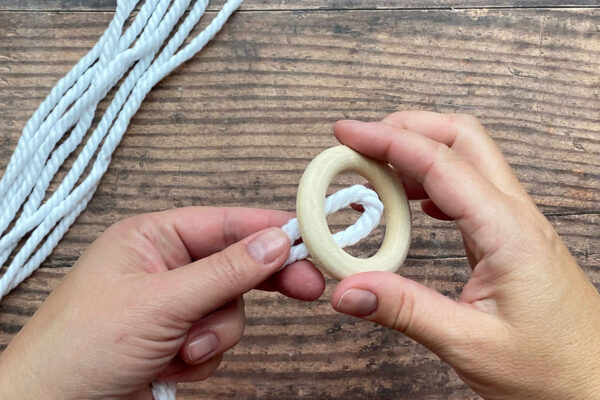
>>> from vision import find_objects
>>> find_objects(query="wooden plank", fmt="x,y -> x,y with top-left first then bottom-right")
0,7 -> 599,399
1,9 -> 599,213
1,0 -> 600,11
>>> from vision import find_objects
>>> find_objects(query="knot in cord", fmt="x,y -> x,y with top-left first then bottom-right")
281,185 -> 383,267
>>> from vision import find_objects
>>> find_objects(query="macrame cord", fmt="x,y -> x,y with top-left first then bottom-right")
0,0 -> 385,398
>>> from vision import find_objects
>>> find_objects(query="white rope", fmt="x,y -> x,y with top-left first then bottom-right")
0,0 -> 241,296
0,1 -> 386,398
281,185 -> 384,267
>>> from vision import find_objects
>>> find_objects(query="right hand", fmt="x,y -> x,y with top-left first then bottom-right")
330,111 -> 600,400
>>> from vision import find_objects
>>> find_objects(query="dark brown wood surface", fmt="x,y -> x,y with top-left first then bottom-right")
2,1 -> 600,11
1,1 -> 599,399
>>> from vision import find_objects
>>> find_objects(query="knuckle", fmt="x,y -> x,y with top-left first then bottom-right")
229,299 -> 247,345
231,326 -> 244,347
103,218 -> 128,238
433,140 -> 452,157
104,213 -> 154,239
532,218 -> 561,253
382,111 -> 409,127
449,113 -> 489,139
507,206 -> 562,261
420,141 -> 453,182
237,295 -> 245,309
220,208 -> 238,248
100,219 -> 139,250
431,141 -> 453,166
538,219 -> 559,244
388,285 -> 416,334
210,248 -> 249,288
101,215 -> 170,271
236,297 -> 246,325
450,113 -> 482,129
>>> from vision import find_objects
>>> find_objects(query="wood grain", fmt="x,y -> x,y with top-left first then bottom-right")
0,4 -> 599,399
2,0 -> 600,11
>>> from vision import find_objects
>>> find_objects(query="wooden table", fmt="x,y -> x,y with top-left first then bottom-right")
1,1 -> 599,398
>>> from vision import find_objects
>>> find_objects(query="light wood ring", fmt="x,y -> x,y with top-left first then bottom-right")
296,145 -> 412,280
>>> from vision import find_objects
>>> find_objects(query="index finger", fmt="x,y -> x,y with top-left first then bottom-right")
111,207 -> 295,269
110,207 -> 326,300
171,207 -> 295,260
334,120 -> 515,257
381,111 -> 526,197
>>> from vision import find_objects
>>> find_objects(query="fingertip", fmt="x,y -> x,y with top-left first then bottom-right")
159,354 -> 224,383
421,199 -> 454,221
333,287 -> 379,317
246,227 -> 291,269
334,119 -> 361,128
333,119 -> 364,141
255,280 -> 277,292
275,260 -> 325,301
401,175 -> 429,200
330,271 -> 381,308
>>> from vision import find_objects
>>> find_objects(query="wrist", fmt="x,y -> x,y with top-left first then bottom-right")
0,342 -> 61,400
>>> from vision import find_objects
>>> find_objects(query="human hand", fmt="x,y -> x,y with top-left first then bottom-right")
330,111 -> 600,400
0,207 -> 324,399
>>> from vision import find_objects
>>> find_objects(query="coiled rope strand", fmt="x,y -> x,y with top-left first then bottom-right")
0,0 -> 241,296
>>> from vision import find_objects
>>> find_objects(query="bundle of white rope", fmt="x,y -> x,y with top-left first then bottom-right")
0,0 -> 385,398
0,0 -> 245,299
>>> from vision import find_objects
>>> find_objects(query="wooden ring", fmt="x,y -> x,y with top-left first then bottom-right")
296,145 -> 412,280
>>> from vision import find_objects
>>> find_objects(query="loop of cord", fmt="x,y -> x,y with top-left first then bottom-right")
0,0 -> 385,398
281,185 -> 384,267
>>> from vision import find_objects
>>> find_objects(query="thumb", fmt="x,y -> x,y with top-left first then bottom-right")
156,227 -> 290,322
331,272 -> 493,354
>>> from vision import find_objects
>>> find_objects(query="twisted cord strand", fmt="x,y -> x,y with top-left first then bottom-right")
0,0 -> 208,294
0,0 -> 181,293
0,0 -> 140,228
0,0 -> 182,234
0,0 -> 137,202
21,0 -> 163,218
281,185 -> 383,266
0,0 -> 184,291
0,0 -> 214,282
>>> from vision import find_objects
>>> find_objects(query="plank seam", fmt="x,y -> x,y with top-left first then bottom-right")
1,5 -> 600,13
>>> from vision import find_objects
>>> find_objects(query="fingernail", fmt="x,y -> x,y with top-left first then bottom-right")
247,229 -> 288,265
335,288 -> 378,316
188,332 -> 218,363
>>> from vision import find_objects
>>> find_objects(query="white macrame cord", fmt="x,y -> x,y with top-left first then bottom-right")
0,1 -> 385,399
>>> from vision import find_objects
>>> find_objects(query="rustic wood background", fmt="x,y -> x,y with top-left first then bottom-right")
1,1 -> 599,399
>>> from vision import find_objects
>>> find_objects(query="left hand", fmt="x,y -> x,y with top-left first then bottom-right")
0,207 -> 325,399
